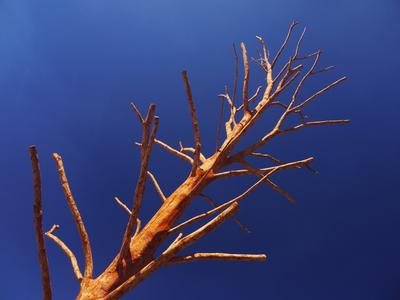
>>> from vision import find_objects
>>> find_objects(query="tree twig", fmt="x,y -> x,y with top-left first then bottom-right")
114,196 -> 132,215
198,193 -> 251,234
147,170 -> 167,202
168,252 -> 267,264
45,225 -> 83,282
104,203 -> 240,299
271,20 -> 298,69
182,70 -> 202,172
30,145 -> 52,300
119,105 -> 158,263
240,42 -> 250,113
52,153 -> 93,279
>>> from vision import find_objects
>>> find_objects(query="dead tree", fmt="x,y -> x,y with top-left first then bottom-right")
30,22 -> 349,300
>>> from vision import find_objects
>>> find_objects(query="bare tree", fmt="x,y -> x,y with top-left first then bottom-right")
30,22 -> 348,300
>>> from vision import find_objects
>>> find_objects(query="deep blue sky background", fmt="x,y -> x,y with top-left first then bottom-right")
1,0 -> 400,299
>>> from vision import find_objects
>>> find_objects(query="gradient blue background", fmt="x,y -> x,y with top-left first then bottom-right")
1,0 -> 399,299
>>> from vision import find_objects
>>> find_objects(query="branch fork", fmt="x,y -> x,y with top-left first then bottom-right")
31,22 -> 348,300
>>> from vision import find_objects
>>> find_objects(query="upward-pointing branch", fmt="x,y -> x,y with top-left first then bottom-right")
52,153 -> 93,279
119,104 -> 159,263
45,225 -> 83,282
182,70 -> 202,173
30,145 -> 52,300
240,42 -> 250,113
147,170 -> 167,202
271,20 -> 298,69
104,203 -> 240,300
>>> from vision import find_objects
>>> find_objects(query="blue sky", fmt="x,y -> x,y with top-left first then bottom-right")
1,0 -> 400,299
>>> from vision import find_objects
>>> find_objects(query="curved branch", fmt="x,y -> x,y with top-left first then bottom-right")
45,225 -> 83,282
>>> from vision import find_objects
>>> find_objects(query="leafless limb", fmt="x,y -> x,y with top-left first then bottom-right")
168,253 -> 267,264
114,196 -> 132,215
280,119 -> 350,134
182,70 -> 202,173
213,157 -> 314,179
45,225 -> 83,282
104,203 -> 240,300
30,145 -> 52,300
169,172 -> 276,234
198,193 -> 251,234
31,23 -> 348,300
240,42 -> 250,113
52,153 -> 93,279
311,65 -> 335,75
249,152 -> 283,164
218,88 -> 238,136
271,20 -> 298,68
293,26 -> 306,59
237,85 -> 263,111
291,76 -> 347,111
215,96 -> 225,150
232,43 -> 239,103
152,139 -> 194,164
178,141 -> 207,163
130,102 -> 144,124
119,104 -> 158,263
147,171 -> 167,202
256,36 -> 274,99
239,160 -> 295,203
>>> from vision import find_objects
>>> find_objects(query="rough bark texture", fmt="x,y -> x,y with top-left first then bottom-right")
31,23 -> 348,300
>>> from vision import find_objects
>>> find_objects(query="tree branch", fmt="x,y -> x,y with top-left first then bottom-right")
291,76 -> 347,111
30,145 -> 52,300
152,139 -> 194,164
169,171 -> 275,234
114,196 -> 132,215
213,157 -> 314,179
232,43 -> 239,104
52,153 -> 93,279
271,20 -> 298,69
147,170 -> 167,202
130,102 -> 144,124
182,70 -> 202,172
240,160 -> 295,203
199,193 -> 251,234
240,42 -> 250,113
178,141 -> 207,163
104,203 -> 240,300
168,252 -> 267,264
119,105 -> 158,263
280,119 -> 351,134
45,225 -> 83,282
